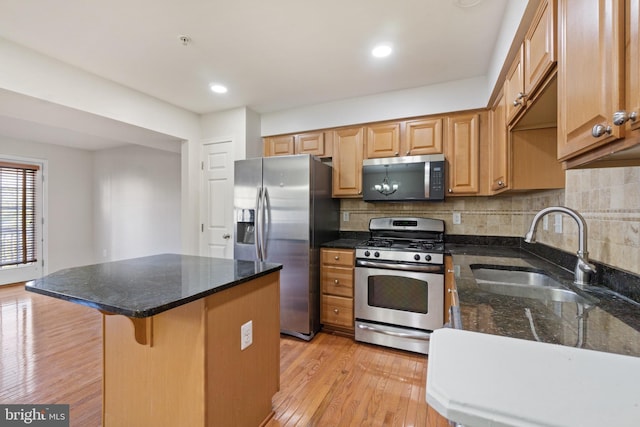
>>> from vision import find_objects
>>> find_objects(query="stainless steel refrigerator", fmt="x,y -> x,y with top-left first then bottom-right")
234,154 -> 339,340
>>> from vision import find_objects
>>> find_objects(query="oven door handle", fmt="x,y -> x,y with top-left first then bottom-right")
356,259 -> 443,273
357,323 -> 431,341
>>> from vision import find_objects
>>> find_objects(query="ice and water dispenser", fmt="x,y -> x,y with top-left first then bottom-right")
236,208 -> 255,244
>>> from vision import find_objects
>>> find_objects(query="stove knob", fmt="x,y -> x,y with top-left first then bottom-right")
364,250 -> 370,257
374,251 -> 380,258
425,254 -> 432,261
414,254 -> 421,261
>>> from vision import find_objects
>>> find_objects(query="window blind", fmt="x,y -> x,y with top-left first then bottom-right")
0,162 -> 39,268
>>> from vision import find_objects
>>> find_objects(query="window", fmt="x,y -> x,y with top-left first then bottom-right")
0,161 -> 39,268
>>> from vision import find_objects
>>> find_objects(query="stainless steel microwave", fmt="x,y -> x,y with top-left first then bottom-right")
361,154 -> 445,202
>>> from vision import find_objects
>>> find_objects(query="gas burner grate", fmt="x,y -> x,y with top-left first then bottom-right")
362,239 -> 394,248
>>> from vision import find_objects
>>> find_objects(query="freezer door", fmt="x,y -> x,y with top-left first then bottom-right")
263,155 -> 312,336
233,158 -> 263,262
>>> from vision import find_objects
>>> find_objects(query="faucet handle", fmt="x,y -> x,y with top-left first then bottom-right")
578,256 -> 596,273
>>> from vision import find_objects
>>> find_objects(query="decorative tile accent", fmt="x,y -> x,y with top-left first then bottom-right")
339,166 -> 640,275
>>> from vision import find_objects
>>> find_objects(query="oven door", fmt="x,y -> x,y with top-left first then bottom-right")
354,265 -> 444,353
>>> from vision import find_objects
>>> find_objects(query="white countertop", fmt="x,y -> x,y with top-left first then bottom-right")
426,328 -> 640,427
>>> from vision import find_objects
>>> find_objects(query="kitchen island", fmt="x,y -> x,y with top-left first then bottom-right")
26,253 -> 282,427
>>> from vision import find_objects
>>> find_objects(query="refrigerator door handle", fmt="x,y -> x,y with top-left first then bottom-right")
261,186 -> 270,260
255,186 -> 263,261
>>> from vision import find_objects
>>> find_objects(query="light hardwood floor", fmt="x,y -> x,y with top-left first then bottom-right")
0,284 -> 435,426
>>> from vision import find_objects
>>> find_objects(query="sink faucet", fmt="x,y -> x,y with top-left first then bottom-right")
524,206 -> 596,286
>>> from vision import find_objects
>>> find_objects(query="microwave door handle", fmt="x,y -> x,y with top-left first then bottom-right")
424,161 -> 430,199
357,323 -> 431,341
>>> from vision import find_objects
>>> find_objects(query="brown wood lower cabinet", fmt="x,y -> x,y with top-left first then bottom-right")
320,248 -> 355,334
102,272 -> 280,427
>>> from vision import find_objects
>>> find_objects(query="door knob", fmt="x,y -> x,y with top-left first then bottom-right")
222,233 -> 231,239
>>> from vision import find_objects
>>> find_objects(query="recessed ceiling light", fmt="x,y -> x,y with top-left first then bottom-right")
210,83 -> 228,94
371,44 -> 392,58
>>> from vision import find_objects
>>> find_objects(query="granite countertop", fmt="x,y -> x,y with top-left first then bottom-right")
322,238 -> 364,249
26,253 -> 283,318
448,244 -> 640,357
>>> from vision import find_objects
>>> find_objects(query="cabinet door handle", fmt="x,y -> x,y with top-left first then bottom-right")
591,124 -> 612,138
613,110 -> 638,126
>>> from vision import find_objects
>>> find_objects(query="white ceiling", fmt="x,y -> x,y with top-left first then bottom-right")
0,0 -> 511,149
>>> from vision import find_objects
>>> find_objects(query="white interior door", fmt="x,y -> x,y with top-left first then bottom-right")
200,139 -> 234,259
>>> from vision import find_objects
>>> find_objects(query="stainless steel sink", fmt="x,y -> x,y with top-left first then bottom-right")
470,265 -> 593,304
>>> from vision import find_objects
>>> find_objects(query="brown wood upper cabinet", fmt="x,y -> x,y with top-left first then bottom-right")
489,89 -> 509,192
295,131 -> 331,157
559,0 -> 640,168
264,135 -> 294,157
405,117 -> 444,155
263,131 -> 332,158
490,85 -> 564,194
365,118 -> 444,159
332,126 -> 364,197
366,122 -> 401,158
445,112 -> 481,195
506,0 -> 557,125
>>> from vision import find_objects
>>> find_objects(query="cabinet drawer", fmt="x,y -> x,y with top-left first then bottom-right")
321,249 -> 354,267
321,266 -> 353,297
321,295 -> 353,329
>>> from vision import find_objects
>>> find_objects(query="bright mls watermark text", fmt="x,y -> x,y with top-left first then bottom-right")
0,405 -> 69,426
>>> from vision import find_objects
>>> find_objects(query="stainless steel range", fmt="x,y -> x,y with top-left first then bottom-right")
355,217 -> 445,354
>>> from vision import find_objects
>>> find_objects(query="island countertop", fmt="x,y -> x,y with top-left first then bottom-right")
25,253 -> 283,318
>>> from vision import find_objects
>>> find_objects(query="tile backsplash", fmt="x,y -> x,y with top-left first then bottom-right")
340,166 -> 640,275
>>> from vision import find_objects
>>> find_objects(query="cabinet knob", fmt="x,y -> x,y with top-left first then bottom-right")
334,256 -> 339,260
394,152 -> 399,156
613,110 -> 638,126
513,92 -> 526,106
448,188 -> 453,193
591,123 -> 612,138
334,279 -> 339,284
498,180 -> 504,187
333,308 -> 339,314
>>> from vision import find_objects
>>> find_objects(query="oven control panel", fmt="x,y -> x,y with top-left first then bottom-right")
355,248 -> 443,265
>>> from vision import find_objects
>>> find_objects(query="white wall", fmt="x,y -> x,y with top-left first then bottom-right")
259,0 -> 530,137
260,76 -> 488,136
485,0 -> 530,102
0,38 -> 199,143
0,138 -> 94,274
200,107 -> 263,160
94,145 -> 181,262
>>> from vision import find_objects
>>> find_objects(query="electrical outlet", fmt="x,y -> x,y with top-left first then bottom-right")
453,212 -> 461,225
554,213 -> 563,234
241,320 -> 253,350
343,211 -> 350,222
